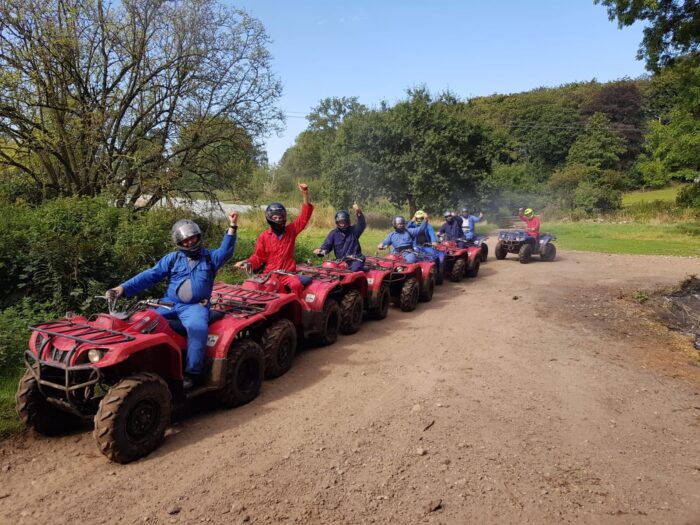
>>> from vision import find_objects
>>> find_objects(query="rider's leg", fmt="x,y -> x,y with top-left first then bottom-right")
279,274 -> 306,296
402,251 -> 417,264
177,303 -> 209,378
348,259 -> 365,272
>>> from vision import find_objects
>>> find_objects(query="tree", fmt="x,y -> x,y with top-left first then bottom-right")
595,0 -> 700,71
0,0 -> 282,207
277,97 -> 367,183
581,81 -> 644,163
323,89 -> 494,214
566,113 -> 627,169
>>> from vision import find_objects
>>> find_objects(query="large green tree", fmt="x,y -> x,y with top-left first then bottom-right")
0,0 -> 282,207
324,89 -> 494,214
567,113 -> 628,169
595,0 -> 700,71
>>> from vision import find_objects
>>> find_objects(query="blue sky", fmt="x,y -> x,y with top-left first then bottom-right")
233,1 -> 647,164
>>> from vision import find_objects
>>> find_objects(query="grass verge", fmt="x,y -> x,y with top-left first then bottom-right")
622,185 -> 685,207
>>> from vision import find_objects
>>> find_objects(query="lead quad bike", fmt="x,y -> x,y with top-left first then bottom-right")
494,230 -> 557,264
17,294 -> 269,463
364,253 -> 435,311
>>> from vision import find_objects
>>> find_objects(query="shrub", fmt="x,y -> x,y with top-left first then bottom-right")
0,299 -> 53,379
676,183 -> 700,208
573,181 -> 622,213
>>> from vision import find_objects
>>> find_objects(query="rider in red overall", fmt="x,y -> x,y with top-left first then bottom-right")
236,183 -> 313,296
518,207 -> 540,240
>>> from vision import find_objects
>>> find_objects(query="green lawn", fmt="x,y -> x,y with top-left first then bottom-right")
622,185 -> 685,207
545,221 -> 700,256
0,374 -> 22,438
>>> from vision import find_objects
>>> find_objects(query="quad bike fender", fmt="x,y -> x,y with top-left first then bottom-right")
417,261 -> 435,286
299,280 -> 341,313
465,246 -> 481,263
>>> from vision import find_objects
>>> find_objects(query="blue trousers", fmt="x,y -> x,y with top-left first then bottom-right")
343,256 -> 366,272
464,231 -> 475,241
157,303 -> 208,376
395,250 -> 417,263
417,246 -> 445,273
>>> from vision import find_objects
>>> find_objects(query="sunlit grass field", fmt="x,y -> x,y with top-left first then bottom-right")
621,185 -> 685,207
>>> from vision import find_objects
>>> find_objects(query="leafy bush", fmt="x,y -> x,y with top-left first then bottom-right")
0,299 -> 53,379
676,183 -> 700,208
573,181 -> 622,213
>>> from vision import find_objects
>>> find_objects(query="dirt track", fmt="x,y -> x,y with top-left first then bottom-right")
1,251 -> 699,524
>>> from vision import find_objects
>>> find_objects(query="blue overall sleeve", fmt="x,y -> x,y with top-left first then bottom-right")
208,231 -> 237,271
407,219 -> 427,238
120,252 -> 176,298
426,224 -> 437,243
382,232 -> 394,247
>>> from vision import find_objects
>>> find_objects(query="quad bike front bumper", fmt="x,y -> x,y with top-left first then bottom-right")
24,351 -> 101,413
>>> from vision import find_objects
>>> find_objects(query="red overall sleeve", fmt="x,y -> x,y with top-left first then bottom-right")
287,202 -> 314,236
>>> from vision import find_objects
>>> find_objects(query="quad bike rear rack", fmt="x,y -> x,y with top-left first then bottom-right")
211,284 -> 279,318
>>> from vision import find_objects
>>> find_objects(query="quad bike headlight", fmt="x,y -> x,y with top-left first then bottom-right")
396,266 -> 405,272
87,348 -> 106,363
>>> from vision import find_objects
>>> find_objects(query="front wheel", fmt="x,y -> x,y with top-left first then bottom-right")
260,320 -> 296,379
518,243 -> 532,264
369,284 -> 390,320
466,258 -> 480,278
450,258 -> 466,282
419,269 -> 436,302
312,298 -> 340,346
219,338 -> 264,407
93,373 -> 172,464
339,290 -> 364,335
16,370 -> 80,436
399,277 -> 420,312
495,241 -> 507,260
479,243 -> 489,262
540,243 -> 556,262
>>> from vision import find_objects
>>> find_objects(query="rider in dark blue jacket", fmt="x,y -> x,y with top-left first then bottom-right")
315,203 -> 367,271
438,210 -> 465,241
110,212 -> 238,389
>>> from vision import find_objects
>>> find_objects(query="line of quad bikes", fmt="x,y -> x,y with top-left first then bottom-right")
16,229 -> 556,463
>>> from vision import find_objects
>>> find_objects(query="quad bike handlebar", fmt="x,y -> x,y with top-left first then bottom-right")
95,294 -> 174,318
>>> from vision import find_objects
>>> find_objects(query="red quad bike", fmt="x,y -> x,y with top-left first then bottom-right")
240,267 -> 361,349
17,294 -> 268,463
435,240 -> 482,281
297,257 -> 369,335
209,282 -> 301,380
364,253 -> 436,312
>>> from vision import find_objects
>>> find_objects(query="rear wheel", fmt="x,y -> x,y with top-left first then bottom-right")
339,290 -> 364,335
419,268 -> 436,302
449,258 -> 466,282
399,277 -> 419,312
16,370 -> 80,436
312,298 -> 340,346
480,243 -> 489,262
260,319 -> 297,379
93,373 -> 171,463
495,241 -> 507,260
518,243 -> 532,264
369,284 -> 390,320
466,258 -> 480,278
219,338 -> 264,407
540,243 -> 556,262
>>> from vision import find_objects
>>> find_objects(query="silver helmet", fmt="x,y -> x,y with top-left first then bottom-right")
171,219 -> 202,255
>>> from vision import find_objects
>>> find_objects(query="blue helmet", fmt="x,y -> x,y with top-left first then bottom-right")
335,209 -> 351,231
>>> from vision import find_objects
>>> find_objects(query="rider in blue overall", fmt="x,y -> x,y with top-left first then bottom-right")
408,210 -> 444,275
110,212 -> 238,390
378,215 -> 427,263
314,203 -> 367,271
459,208 -> 484,241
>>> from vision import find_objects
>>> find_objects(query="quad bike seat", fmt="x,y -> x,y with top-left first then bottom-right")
167,309 -> 225,336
